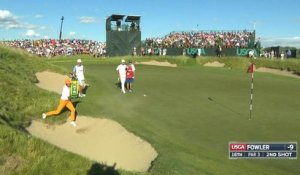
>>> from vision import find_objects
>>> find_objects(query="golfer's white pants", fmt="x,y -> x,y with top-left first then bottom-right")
120,76 -> 126,93
78,78 -> 85,86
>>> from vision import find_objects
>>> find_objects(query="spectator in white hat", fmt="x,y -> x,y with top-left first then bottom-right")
73,59 -> 86,97
116,59 -> 127,93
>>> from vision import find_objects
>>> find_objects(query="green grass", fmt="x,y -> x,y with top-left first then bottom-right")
0,46 -> 57,128
53,59 -> 300,175
48,54 -> 300,73
1,46 -> 300,175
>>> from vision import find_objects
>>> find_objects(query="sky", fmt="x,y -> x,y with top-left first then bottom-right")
0,0 -> 300,48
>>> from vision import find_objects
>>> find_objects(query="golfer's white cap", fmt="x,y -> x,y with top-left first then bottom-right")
121,59 -> 125,63
77,59 -> 82,63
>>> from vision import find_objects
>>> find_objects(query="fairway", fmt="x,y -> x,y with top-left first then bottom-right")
49,60 -> 300,175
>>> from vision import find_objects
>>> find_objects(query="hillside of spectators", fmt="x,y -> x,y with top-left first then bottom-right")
0,39 -> 106,57
1,30 -> 255,57
145,30 -> 255,48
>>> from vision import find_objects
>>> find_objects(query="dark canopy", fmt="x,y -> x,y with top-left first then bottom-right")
125,16 -> 141,23
110,14 -> 125,21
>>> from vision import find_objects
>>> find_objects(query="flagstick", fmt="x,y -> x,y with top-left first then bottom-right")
249,72 -> 254,120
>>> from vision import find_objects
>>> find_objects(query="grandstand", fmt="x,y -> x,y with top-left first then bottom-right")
146,30 -> 255,48
0,39 -> 106,57
1,28 -> 259,57
143,30 -> 258,57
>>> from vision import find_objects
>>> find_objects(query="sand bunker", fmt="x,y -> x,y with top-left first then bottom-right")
36,71 -> 68,94
203,61 -> 225,67
137,60 -> 177,67
27,117 -> 157,171
31,71 -> 158,171
256,67 -> 300,79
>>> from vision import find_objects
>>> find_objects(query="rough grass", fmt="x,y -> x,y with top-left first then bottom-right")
48,54 -> 300,74
252,59 -> 300,74
0,46 -> 57,128
0,46 -> 145,175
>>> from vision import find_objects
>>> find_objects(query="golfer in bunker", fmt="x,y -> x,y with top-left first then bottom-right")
42,78 -> 77,127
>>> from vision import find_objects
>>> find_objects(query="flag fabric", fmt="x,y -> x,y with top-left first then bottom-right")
247,63 -> 255,73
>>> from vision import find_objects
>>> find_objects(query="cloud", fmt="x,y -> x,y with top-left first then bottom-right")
69,31 -> 76,35
260,36 -> 300,48
23,29 -> 40,37
79,16 -> 97,23
0,9 -> 14,19
0,9 -> 22,29
39,25 -> 47,30
34,14 -> 43,18
0,9 -> 37,29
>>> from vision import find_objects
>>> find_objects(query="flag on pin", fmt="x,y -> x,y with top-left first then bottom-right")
247,63 -> 255,73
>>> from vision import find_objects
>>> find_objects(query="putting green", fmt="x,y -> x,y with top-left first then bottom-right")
52,60 -> 300,175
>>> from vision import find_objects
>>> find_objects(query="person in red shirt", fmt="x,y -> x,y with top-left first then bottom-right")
126,61 -> 135,92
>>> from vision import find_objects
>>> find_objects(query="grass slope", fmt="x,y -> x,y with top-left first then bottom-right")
0,47 -> 141,175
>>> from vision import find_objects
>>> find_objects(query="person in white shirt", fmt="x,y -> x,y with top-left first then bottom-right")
116,59 -> 127,93
197,48 -> 201,57
163,48 -> 167,56
281,52 -> 285,60
73,59 -> 85,97
133,47 -> 137,56
42,78 -> 77,127
249,50 -> 254,58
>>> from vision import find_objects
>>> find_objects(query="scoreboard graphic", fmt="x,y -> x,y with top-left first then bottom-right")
229,142 -> 297,159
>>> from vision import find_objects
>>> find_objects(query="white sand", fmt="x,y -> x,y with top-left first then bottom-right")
256,67 -> 300,79
36,71 -> 68,94
203,61 -> 225,67
27,117 -> 157,171
137,60 -> 177,67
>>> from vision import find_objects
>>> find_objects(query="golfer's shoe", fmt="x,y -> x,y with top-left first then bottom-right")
70,121 -> 77,127
82,94 -> 86,97
42,113 -> 47,119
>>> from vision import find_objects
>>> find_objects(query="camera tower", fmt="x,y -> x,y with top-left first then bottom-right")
106,14 -> 141,56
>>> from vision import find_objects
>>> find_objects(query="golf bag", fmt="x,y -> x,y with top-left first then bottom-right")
69,73 -> 79,99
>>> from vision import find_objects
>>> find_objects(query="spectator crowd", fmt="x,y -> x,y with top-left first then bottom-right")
145,30 -> 255,48
1,30 -> 256,57
0,39 -> 106,57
